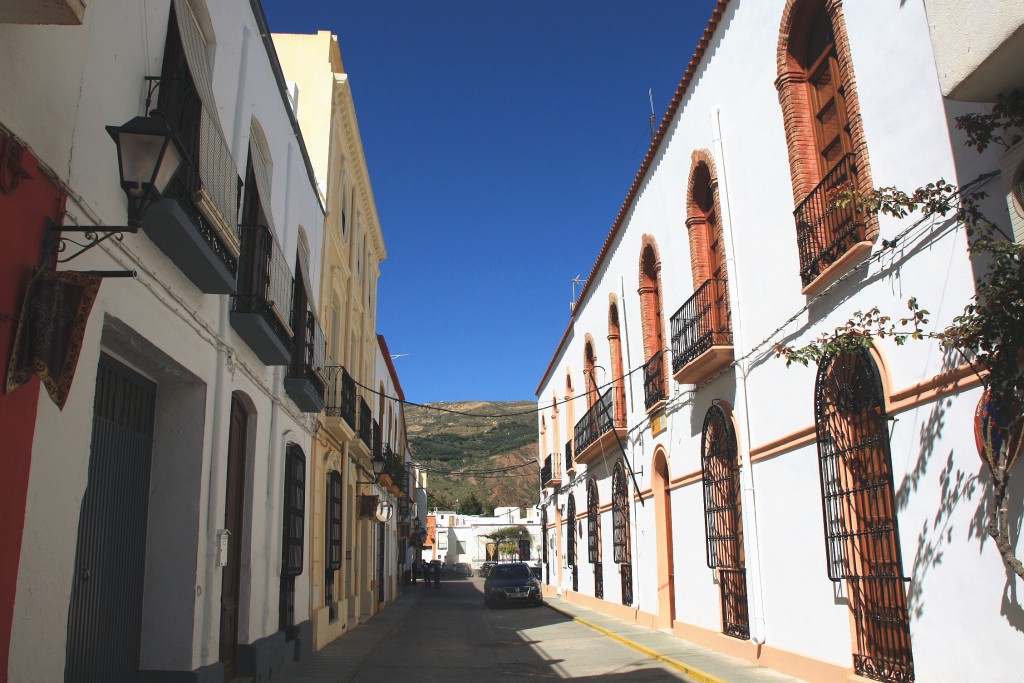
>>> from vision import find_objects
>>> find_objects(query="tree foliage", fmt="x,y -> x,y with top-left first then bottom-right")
775,90 -> 1024,580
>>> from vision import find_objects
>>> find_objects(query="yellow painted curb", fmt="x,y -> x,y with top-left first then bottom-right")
553,606 -> 728,683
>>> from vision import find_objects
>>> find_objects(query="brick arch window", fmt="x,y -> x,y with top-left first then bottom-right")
672,152 -> 733,378
638,237 -> 667,409
564,372 -> 576,464
814,345 -> 914,682
608,297 -> 627,427
776,0 -> 876,293
612,462 -> 633,606
583,335 -> 599,409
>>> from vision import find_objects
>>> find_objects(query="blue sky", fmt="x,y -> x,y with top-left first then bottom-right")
262,1 -> 719,402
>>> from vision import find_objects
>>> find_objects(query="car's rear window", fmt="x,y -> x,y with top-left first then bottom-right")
492,564 -> 530,579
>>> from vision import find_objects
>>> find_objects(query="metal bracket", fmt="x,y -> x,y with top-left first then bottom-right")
45,219 -> 137,277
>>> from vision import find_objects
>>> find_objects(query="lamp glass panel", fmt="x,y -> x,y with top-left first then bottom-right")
152,139 -> 184,194
118,132 -> 167,195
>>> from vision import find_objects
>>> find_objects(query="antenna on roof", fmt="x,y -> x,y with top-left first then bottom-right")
570,275 -> 584,315
648,88 -> 656,141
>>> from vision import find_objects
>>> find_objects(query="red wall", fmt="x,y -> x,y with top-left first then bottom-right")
0,130 -> 64,683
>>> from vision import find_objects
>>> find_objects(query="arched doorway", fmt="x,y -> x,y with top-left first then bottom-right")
652,449 -> 676,628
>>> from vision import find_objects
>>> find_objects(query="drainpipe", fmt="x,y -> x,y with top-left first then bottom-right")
711,107 -> 767,645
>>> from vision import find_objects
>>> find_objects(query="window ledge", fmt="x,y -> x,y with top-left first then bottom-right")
801,240 -> 873,297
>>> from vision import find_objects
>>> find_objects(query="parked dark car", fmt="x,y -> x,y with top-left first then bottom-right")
478,561 -> 496,577
483,562 -> 543,608
452,562 -> 472,578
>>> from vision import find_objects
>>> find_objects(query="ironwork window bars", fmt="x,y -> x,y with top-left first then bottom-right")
701,404 -> 749,640
815,346 -> 913,682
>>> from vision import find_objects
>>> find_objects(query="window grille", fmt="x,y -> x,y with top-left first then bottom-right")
588,478 -> 603,600
280,444 -> 305,634
701,404 -> 749,640
282,445 -> 305,576
612,463 -> 632,606
328,472 -> 342,571
815,346 -> 913,682
587,479 -> 600,564
566,494 -> 576,567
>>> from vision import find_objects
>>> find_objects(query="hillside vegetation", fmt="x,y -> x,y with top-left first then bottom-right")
405,401 -> 538,512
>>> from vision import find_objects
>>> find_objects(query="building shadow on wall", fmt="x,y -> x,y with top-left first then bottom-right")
897,346 -> 1024,633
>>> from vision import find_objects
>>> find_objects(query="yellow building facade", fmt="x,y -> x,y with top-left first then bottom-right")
273,30 -> 388,650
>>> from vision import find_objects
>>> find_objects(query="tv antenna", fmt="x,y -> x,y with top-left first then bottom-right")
648,88 -> 656,140
570,275 -> 584,314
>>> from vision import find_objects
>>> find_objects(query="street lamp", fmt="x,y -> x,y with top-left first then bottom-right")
106,112 -> 187,229
51,111 -> 187,266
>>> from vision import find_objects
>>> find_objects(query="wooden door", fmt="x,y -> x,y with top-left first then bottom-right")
219,396 -> 248,680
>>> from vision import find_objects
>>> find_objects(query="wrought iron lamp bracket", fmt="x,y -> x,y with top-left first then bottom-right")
43,220 -> 137,277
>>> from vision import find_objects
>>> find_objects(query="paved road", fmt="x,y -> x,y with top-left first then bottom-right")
290,576 -> 692,682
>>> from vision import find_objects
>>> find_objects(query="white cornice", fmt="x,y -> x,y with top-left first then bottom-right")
333,75 -> 387,264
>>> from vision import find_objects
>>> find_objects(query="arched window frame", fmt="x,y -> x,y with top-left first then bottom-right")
814,344 -> 914,682
776,0 -> 877,294
638,237 -> 668,410
612,462 -> 633,606
700,403 -> 749,640
587,477 -> 604,599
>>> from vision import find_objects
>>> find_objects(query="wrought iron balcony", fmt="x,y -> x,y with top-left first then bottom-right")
358,398 -> 372,450
284,309 -> 326,413
149,76 -> 241,293
643,351 -> 667,410
323,365 -> 357,432
670,278 -> 734,385
230,224 -> 293,365
794,153 -> 868,292
574,390 -> 625,465
541,454 -> 560,487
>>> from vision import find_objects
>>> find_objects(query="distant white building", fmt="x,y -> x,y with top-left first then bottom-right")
433,507 -> 542,568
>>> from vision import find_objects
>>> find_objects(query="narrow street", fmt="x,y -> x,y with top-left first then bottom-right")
278,576 -> 693,682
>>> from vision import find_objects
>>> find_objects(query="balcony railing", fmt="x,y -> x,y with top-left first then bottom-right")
382,444 -> 403,483
794,153 -> 864,288
541,453 -> 561,487
574,390 -> 616,456
358,398 -> 372,449
323,365 -> 357,430
284,309 -> 326,413
670,278 -> 733,379
565,440 -> 573,474
150,75 -> 241,293
230,224 -> 293,365
643,351 -> 667,410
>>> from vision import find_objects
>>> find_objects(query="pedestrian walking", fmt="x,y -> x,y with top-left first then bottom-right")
411,559 -> 419,584
432,560 -> 441,589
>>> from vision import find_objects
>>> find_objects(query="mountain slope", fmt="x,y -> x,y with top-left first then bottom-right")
404,401 -> 538,511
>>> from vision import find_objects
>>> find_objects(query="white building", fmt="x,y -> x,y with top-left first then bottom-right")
536,2 -> 1022,683
1,0 -> 326,680
435,507 -> 542,568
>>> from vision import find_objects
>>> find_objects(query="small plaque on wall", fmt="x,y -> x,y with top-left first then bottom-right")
650,410 -> 666,436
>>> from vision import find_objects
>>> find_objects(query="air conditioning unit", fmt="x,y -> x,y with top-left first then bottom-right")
998,138 -> 1024,245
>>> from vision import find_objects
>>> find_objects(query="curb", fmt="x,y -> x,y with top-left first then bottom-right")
544,602 -> 728,683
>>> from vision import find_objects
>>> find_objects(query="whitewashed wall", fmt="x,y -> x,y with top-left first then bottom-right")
2,0 -> 325,679
537,0 -> 1021,680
